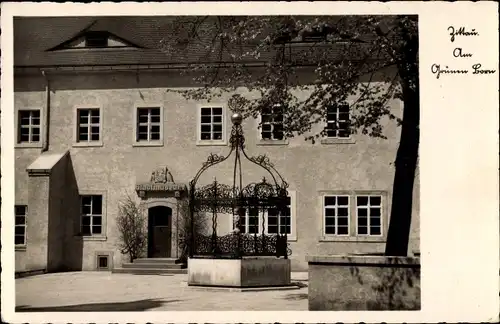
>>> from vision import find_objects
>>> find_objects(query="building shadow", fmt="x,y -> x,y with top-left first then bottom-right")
15,298 -> 181,312
283,293 -> 308,301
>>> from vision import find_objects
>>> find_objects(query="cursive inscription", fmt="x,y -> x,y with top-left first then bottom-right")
430,27 -> 496,79
453,47 -> 472,58
431,64 -> 468,79
448,26 -> 479,42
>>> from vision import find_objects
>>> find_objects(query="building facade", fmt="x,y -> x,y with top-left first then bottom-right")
13,17 -> 420,272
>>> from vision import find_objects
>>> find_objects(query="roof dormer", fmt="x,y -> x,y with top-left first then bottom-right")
47,30 -> 143,51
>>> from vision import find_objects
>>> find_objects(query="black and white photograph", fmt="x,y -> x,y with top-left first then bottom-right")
1,2 -> 498,323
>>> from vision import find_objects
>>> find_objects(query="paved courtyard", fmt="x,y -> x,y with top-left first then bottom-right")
16,272 -> 309,311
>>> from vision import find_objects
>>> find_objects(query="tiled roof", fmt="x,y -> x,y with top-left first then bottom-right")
14,16 -> 384,68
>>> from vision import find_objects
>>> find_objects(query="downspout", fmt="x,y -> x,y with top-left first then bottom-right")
41,70 -> 50,153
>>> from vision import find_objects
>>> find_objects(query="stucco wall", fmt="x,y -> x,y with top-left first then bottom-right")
14,69 -> 420,271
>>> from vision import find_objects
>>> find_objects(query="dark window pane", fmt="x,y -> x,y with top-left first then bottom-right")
370,226 -> 381,235
150,108 -> 160,116
262,124 -> 272,132
338,112 -> 349,121
81,204 -> 91,215
338,196 -> 349,205
325,217 -> 336,226
150,132 -> 160,140
337,226 -> 348,235
15,236 -> 25,245
138,115 -> 148,123
92,196 -> 102,214
324,196 -> 336,206
370,208 -> 381,217
91,133 -> 100,141
201,108 -> 211,116
338,207 -> 349,217
31,116 -> 40,126
325,226 -> 335,234
151,115 -> 160,123
151,125 -> 160,133
262,131 -> 272,139
15,206 -> 27,216
32,134 -> 40,142
370,196 -> 381,206
338,217 -> 348,226
338,130 -> 350,138
357,196 -> 369,206
82,216 -> 91,226
31,110 -> 40,118
358,208 -> 368,217
15,226 -> 25,235
327,130 -> 336,138
78,111 -> 89,124
358,226 -> 368,235
201,125 -> 211,133
93,216 -> 102,225
327,105 -> 337,114
82,196 -> 92,205
268,208 -> 278,216
371,217 -> 381,226
358,217 -> 367,226
201,116 -> 211,123
82,225 -> 91,235
91,115 -> 100,124
268,225 -> 278,234
279,224 -> 290,234
92,225 -> 102,234
213,132 -> 222,140
137,132 -> 148,140
213,124 -> 222,132
15,216 -> 26,225
32,127 -> 40,136
200,133 -> 211,140
261,114 -> 271,123
213,116 -> 222,123
327,122 -> 336,130
212,107 -> 222,115
325,208 -> 336,217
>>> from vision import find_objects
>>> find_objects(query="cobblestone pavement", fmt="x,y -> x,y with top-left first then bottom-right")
16,272 -> 309,311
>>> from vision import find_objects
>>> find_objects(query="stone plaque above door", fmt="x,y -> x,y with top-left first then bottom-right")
135,166 -> 187,199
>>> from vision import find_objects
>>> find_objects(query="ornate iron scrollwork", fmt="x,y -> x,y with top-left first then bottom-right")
188,112 -> 291,259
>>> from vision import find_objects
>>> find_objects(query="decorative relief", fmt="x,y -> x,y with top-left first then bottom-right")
150,166 -> 174,183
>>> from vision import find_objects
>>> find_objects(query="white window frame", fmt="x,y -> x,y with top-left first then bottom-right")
318,190 -> 387,242
257,103 -> 287,145
15,205 -> 28,247
230,190 -> 297,241
73,106 -> 103,147
325,104 -> 351,139
133,105 -> 164,147
15,108 -> 43,148
196,104 -> 227,146
79,191 -> 107,240
355,194 -> 383,237
322,195 -> 351,236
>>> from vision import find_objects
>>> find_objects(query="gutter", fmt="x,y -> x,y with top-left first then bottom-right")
41,70 -> 50,153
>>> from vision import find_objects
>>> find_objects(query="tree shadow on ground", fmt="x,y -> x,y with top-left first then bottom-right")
282,293 -> 308,301
16,298 -> 181,312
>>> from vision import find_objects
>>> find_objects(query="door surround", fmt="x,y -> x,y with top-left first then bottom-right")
140,199 -> 179,258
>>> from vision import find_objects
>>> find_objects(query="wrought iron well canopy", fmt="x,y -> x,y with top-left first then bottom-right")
188,112 -> 291,259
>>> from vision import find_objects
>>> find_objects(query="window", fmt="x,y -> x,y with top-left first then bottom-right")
97,255 -> 109,270
136,107 -> 161,142
199,106 -> 224,142
321,192 -> 385,239
15,205 -> 27,246
261,104 -> 284,140
81,195 -> 103,236
323,196 -> 350,235
85,31 -> 108,48
77,108 -> 101,142
356,195 -> 382,236
235,196 -> 292,235
326,104 -> 350,138
18,110 -> 41,143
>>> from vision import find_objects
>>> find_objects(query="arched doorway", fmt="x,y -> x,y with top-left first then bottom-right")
147,206 -> 172,258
